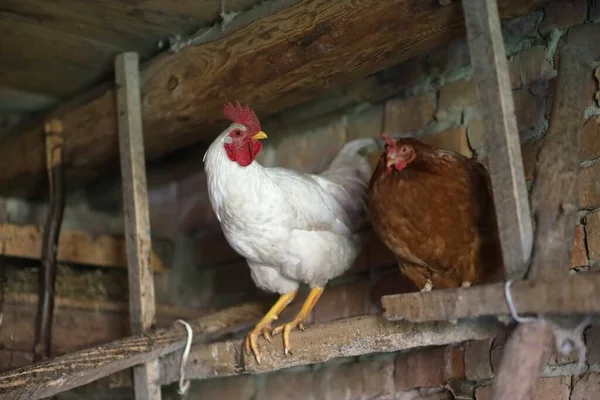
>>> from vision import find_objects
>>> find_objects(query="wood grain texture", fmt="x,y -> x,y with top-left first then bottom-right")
0,0 -> 544,199
159,315 -> 505,384
0,223 -> 170,272
0,302 -> 265,400
115,52 -> 160,400
462,0 -> 532,278
490,23 -> 600,400
381,273 -> 600,322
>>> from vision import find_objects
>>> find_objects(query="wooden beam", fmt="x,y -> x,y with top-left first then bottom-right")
490,24 -> 599,400
0,223 -> 170,272
462,0 -> 532,278
381,273 -> 600,323
159,315 -> 504,384
0,0 -> 545,199
115,52 -> 160,400
0,302 -> 265,400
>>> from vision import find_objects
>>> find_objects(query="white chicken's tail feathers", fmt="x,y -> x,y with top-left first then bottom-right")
321,137 -> 379,183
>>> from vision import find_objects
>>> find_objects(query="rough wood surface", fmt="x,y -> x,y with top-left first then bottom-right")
381,273 -> 600,322
462,0 -> 532,278
115,52 -> 160,400
490,23 -> 599,400
0,223 -> 170,272
33,119 -> 66,362
0,0 -> 544,199
0,302 -> 265,400
159,315 -> 505,384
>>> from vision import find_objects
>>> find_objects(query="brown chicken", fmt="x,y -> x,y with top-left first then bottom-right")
367,134 -> 503,291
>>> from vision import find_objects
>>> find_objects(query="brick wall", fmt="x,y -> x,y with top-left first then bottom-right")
3,1 -> 600,399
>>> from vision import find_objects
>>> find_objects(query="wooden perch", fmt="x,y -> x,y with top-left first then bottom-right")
381,273 -> 600,322
115,52 -> 160,400
0,302 -> 265,400
490,23 -> 600,400
0,223 -> 170,272
33,119 -> 65,362
0,0 -> 543,199
158,315 -> 504,384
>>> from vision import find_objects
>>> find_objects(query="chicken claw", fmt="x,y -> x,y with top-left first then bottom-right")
245,290 -> 298,364
420,279 -> 433,292
272,287 -> 324,356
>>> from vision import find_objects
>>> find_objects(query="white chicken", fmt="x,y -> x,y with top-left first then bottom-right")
203,102 -> 377,363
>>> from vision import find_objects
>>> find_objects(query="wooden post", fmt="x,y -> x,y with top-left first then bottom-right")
490,26 -> 595,400
115,52 -> 160,400
33,119 -> 66,362
461,0 -> 533,279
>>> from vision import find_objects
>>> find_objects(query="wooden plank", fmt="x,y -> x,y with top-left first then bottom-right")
0,0 -> 545,199
490,23 -> 599,400
0,302 -> 264,400
462,0 -> 533,278
381,273 -> 600,322
159,315 -> 504,384
115,52 -> 160,400
1,293 -> 211,356
0,223 -> 170,272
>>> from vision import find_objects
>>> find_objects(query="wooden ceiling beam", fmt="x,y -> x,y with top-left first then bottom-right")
0,0 -> 543,198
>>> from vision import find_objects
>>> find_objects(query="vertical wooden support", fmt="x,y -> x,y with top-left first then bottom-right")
461,0 -> 533,278
115,52 -> 161,400
34,119 -> 66,362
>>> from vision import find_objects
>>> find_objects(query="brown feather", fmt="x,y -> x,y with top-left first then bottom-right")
368,138 -> 504,290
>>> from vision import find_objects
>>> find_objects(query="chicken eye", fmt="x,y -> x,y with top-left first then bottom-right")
235,130 -> 241,136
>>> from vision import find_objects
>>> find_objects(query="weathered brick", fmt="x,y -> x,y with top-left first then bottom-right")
464,339 -> 494,381
582,116 -> 600,162
585,324 -> 600,365
539,0 -> 587,36
436,79 -> 478,121
509,46 -> 554,89
274,122 -> 347,172
521,138 -> 543,181
572,373 -> 600,400
548,75 -> 599,119
586,210 -> 600,262
177,173 -> 219,233
313,359 -> 396,400
424,40 -> 470,79
513,89 -> 544,133
384,94 -> 436,133
571,223 -> 588,268
475,376 -> 571,400
187,375 -> 256,400
346,104 -> 384,140
579,163 -> 600,209
421,126 -> 472,157
394,345 -> 465,389
312,280 -> 375,324
255,370 -> 314,400
194,232 -> 241,266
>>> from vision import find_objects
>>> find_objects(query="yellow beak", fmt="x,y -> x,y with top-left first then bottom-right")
251,131 -> 268,140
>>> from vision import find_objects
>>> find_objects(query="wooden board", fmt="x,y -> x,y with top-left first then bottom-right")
0,223 -> 170,272
159,315 -> 504,383
381,273 -> 600,323
115,52 -> 160,400
462,0 -> 533,277
0,302 -> 264,400
0,0 -> 545,199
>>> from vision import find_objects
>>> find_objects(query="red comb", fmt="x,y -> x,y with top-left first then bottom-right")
223,101 -> 261,134
381,133 -> 396,147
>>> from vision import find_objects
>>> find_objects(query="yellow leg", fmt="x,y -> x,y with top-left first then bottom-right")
245,289 -> 297,364
272,286 -> 324,356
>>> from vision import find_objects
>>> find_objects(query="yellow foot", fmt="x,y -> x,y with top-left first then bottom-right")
272,317 -> 307,356
421,279 -> 433,292
244,290 -> 298,364
272,286 -> 324,357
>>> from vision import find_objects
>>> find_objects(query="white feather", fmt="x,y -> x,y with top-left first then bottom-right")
204,126 -> 377,294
